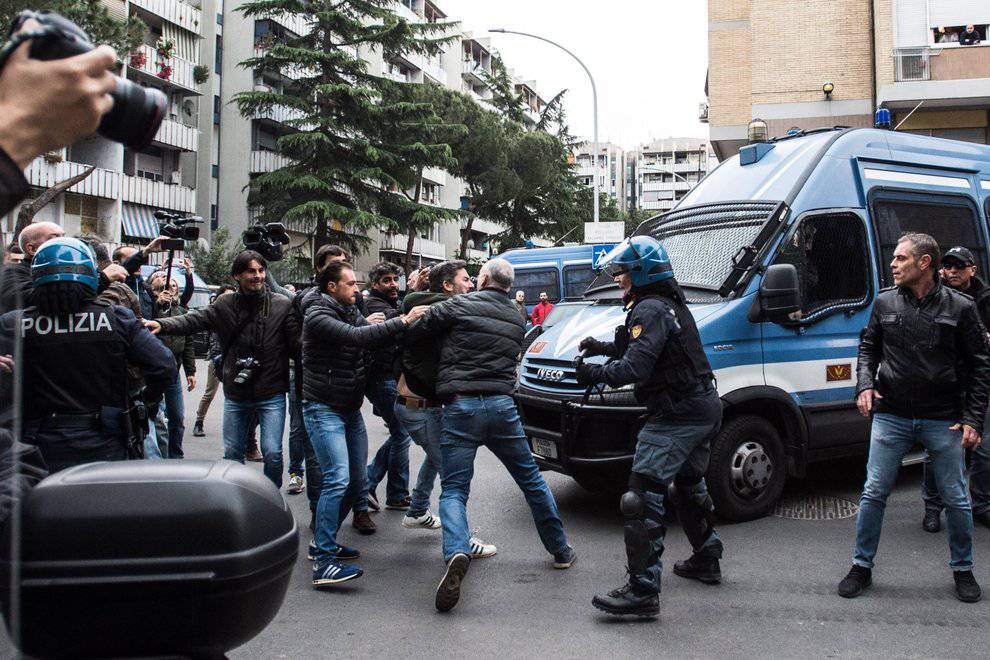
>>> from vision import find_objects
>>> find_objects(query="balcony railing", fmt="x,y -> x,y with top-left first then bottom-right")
153,119 -> 199,151
462,60 -> 490,84
130,0 -> 203,34
465,247 -> 488,262
380,233 -> 446,260
253,104 -> 309,127
269,12 -> 311,37
122,174 -> 196,212
250,150 -> 294,173
462,217 -> 504,236
253,47 -> 318,80
640,180 -> 692,192
25,157 -> 119,199
129,44 -> 200,93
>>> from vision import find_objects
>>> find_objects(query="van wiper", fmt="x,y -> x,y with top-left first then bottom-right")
717,202 -> 790,297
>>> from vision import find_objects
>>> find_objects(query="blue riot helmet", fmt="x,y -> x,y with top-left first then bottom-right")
31,237 -> 99,293
596,235 -> 674,288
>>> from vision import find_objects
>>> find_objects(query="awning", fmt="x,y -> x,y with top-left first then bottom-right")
121,203 -> 159,240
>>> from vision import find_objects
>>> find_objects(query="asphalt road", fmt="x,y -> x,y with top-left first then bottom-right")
6,374 -> 990,658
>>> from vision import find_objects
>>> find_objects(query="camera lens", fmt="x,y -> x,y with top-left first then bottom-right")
97,78 -> 167,150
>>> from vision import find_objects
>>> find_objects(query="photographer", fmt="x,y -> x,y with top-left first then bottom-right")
146,250 -> 300,487
147,272 -> 195,459
113,241 -> 194,320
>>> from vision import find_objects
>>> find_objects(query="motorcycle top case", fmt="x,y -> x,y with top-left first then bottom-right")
1,460 -> 299,659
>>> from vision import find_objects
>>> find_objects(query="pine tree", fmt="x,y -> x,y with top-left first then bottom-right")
233,0 -> 455,259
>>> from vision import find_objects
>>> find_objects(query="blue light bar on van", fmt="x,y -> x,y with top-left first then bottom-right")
739,142 -> 775,165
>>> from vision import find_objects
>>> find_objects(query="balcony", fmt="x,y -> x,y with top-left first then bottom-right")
130,0 -> 202,34
250,150 -> 293,173
380,233 -> 446,260
422,167 -> 446,186
153,119 -> 198,151
122,174 -> 196,212
462,217 -> 504,236
253,104 -> 308,126
269,12 -> 311,37
253,47 -> 318,80
574,165 -> 597,178
699,101 -> 709,123
465,247 -> 488,262
25,157 -> 119,199
129,44 -> 200,93
462,60 -> 490,85
881,46 -> 990,110
640,180 -> 692,192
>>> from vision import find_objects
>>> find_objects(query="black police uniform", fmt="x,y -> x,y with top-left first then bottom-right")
0,299 -> 176,472
581,285 -> 723,599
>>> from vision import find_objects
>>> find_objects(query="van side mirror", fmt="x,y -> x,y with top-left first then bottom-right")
749,264 -> 801,323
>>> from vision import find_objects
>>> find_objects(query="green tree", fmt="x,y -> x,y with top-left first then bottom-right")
186,226 -> 239,286
481,56 -> 526,125
233,0 -> 455,257
0,0 -> 145,55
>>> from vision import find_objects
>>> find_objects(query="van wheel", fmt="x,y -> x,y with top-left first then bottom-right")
707,415 -> 785,522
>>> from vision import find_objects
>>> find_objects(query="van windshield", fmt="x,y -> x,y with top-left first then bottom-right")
585,201 -> 782,300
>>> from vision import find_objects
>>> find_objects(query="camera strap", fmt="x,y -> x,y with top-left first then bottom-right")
215,310 -> 254,382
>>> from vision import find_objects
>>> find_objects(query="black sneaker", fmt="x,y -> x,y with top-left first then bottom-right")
954,570 -> 982,603
673,553 -> 722,584
923,509 -> 942,533
553,545 -> 577,569
837,565 -> 872,598
385,496 -> 411,511
435,553 -> 470,612
352,510 -> 377,535
192,421 -> 205,437
974,510 -> 990,529
591,583 -> 660,618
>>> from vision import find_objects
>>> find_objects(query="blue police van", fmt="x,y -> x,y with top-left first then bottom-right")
498,244 -> 611,314
515,127 -> 990,521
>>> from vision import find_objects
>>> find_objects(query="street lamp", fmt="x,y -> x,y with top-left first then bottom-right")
489,27 -> 600,223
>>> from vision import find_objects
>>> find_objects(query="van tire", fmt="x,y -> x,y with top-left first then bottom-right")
707,415 -> 785,522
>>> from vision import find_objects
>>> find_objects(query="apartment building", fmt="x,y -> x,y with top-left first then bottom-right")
571,142 -> 628,212
707,0 -> 990,160
5,0 -> 218,254
631,138 -> 717,212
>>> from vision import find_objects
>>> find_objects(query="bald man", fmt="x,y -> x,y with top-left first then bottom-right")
0,221 -> 64,314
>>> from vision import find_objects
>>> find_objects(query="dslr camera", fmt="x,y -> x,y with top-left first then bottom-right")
154,210 -> 203,250
243,223 -> 290,262
2,10 -> 167,150
232,357 -> 261,386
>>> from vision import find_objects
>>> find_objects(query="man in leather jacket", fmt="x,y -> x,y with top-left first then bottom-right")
839,233 -> 990,603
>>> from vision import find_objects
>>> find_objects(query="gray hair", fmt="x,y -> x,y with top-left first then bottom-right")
898,232 -> 941,279
479,258 -> 513,291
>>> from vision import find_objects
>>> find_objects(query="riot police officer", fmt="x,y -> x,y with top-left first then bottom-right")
0,237 -> 176,472
575,235 -> 724,618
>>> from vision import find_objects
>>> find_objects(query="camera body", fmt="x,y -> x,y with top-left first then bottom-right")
6,10 -> 167,150
243,223 -> 290,262
154,210 -> 202,249
233,357 -> 261,386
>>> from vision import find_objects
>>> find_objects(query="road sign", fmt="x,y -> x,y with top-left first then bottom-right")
584,221 -> 624,244
592,244 -> 616,269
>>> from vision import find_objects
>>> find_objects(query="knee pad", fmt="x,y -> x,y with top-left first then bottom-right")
671,477 -> 716,523
620,489 -> 645,520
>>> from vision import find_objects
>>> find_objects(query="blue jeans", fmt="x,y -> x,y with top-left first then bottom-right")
302,401 -> 369,560
222,394 -> 286,487
287,368 -> 307,475
163,371 -> 185,459
439,394 -> 568,561
394,403 -> 444,518
855,413 -> 973,571
143,415 -> 163,460
921,408 -> 990,516
362,378 -> 410,507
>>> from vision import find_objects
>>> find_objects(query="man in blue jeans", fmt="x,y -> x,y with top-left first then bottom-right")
841,233 -> 990,603
147,250 -> 300,487
148,272 -> 196,459
300,260 -> 428,588
404,258 -> 575,613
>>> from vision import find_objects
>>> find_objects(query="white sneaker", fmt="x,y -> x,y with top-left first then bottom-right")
469,536 -> 497,558
402,511 -> 442,530
286,474 -> 304,495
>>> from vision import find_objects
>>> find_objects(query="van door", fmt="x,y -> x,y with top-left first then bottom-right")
760,211 -> 875,459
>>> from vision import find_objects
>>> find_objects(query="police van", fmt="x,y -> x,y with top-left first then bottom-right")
515,127 -> 990,521
498,244 -> 605,315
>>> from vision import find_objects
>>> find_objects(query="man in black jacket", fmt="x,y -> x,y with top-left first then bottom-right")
839,233 -> 990,603
148,272 -> 196,459
0,222 -> 64,314
404,258 -> 575,613
922,246 -> 990,532
300,260 -> 426,588
146,251 -> 300,487
357,261 -> 412,530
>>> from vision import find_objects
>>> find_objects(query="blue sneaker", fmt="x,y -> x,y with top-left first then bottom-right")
307,540 -> 360,561
312,559 -> 363,588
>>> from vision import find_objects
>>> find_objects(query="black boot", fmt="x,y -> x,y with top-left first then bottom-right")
192,421 -> 205,437
922,509 -> 941,533
954,570 -> 982,603
592,583 -> 659,618
673,552 -> 722,584
837,565 -> 872,598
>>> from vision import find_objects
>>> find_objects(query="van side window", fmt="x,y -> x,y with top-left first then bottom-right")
776,213 -> 870,320
513,268 -> 560,303
871,192 -> 983,288
563,265 -> 595,299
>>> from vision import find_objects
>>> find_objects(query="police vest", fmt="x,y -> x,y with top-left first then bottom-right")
625,294 -> 713,398
19,299 -> 129,417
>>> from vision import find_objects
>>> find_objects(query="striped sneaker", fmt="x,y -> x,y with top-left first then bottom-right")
469,536 -> 496,559
312,559 -> 362,588
307,540 -> 360,561
402,511 -> 442,530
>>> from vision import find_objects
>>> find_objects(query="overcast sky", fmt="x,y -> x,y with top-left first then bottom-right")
438,0 -> 710,150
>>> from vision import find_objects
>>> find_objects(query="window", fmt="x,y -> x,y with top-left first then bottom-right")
870,191 -> 983,288
215,35 -> 222,74
563,265 -> 595,298
213,95 -> 221,125
774,213 -> 870,320
513,267 -> 560,303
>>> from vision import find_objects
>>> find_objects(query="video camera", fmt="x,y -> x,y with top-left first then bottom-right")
243,222 -> 290,262
1,10 -> 167,150
154,210 -> 203,251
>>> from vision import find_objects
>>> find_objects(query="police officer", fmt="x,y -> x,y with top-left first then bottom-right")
0,238 -> 176,472
575,236 -> 724,618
